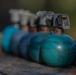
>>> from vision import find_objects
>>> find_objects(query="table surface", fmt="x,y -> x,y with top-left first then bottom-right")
0,54 -> 75,75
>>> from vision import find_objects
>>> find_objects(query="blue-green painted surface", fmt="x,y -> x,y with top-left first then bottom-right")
11,30 -> 28,56
41,34 -> 76,67
2,25 -> 19,53
19,32 -> 34,59
29,32 -> 51,63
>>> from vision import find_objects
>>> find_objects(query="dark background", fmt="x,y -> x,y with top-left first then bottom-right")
0,0 -> 76,39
